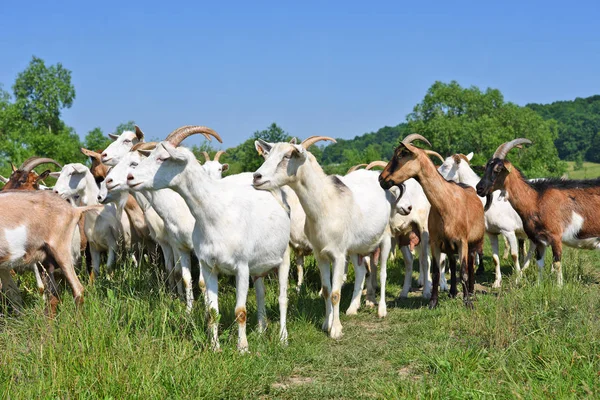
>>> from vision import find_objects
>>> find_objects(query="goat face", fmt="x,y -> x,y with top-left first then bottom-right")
105,151 -> 141,193
379,144 -> 421,190
2,169 -> 49,190
127,142 -> 189,191
438,153 -> 473,182
101,130 -> 141,166
476,158 -> 509,197
202,160 -> 228,180
389,184 -> 412,216
252,140 -> 306,190
53,163 -> 89,199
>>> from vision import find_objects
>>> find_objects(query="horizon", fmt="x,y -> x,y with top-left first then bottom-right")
2,1 -> 598,148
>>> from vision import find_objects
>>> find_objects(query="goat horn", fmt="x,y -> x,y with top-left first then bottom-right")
402,134 -> 432,147
301,135 -> 336,149
423,150 -> 444,163
165,125 -> 223,147
346,163 -> 367,174
366,161 -> 389,170
214,150 -> 226,161
201,151 -> 211,162
131,142 -> 157,152
20,157 -> 62,173
135,125 -> 145,140
492,138 -> 532,160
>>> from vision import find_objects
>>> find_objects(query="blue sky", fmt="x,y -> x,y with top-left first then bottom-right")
1,1 -> 598,148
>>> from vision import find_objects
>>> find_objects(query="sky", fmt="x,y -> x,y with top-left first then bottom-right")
1,0 -> 599,148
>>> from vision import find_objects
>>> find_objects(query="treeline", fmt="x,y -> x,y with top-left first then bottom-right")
527,95 -> 600,162
1,57 -> 590,180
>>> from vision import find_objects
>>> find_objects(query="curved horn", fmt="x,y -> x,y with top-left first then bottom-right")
214,150 -> 226,162
424,150 -> 444,164
135,125 -> 145,140
300,135 -> 337,150
366,161 -> 389,170
201,151 -> 211,162
165,125 -> 223,147
492,138 -> 532,160
346,163 -> 367,174
131,142 -> 157,152
402,134 -> 432,147
20,157 -> 62,173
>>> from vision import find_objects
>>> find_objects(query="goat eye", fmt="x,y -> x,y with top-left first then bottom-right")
124,139 -> 132,144
130,162 -> 138,168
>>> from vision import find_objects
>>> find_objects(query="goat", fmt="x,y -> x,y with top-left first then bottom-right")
367,159 -> 436,299
2,157 -> 61,191
53,163 -> 127,281
101,125 -> 145,166
0,191 -> 98,315
127,126 -> 291,352
101,142 -> 198,311
201,150 -> 229,180
476,139 -> 600,286
253,136 -> 394,339
255,140 -> 313,291
379,134 -> 485,309
439,152 -> 533,287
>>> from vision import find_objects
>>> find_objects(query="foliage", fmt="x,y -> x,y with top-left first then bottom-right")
407,81 -> 566,177
84,127 -> 112,152
527,95 -> 600,162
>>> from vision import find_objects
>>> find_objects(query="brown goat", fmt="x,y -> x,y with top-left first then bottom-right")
0,191 -> 99,315
476,138 -> 600,285
2,157 -> 61,191
379,134 -> 485,309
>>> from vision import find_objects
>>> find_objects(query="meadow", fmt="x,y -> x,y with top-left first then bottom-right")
565,161 -> 600,180
1,241 -> 599,399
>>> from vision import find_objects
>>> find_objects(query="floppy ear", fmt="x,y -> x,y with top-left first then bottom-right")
49,172 -> 61,179
466,152 -> 474,161
108,133 -> 119,141
72,164 -> 89,174
255,139 -> 272,156
221,163 -> 229,172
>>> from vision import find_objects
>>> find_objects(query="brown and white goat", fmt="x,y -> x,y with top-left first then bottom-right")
476,138 -> 600,285
0,191 -> 99,314
379,134 -> 485,309
1,157 -> 61,191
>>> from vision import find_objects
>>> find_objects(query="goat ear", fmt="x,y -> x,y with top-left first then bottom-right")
36,170 -> 51,182
108,133 -> 119,141
466,152 -> 474,161
162,142 -> 186,161
49,172 -> 61,179
289,137 -> 297,144
221,163 -> 229,172
291,144 -> 307,158
255,139 -> 272,156
11,163 -> 17,172
72,164 -> 89,174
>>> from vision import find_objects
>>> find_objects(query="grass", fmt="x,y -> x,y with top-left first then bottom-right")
1,243 -> 599,399
565,161 -> 600,179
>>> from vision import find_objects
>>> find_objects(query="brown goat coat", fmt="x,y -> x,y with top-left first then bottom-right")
380,144 -> 485,307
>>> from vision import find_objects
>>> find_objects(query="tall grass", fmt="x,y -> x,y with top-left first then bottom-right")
1,244 -> 599,399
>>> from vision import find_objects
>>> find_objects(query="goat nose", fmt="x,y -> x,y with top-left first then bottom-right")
101,152 -> 107,158
127,173 -> 134,181
408,206 -> 413,212
106,178 -> 113,185
253,173 -> 262,182
53,189 -> 59,194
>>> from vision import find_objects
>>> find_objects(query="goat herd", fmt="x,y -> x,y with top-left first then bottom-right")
1,125 -> 599,352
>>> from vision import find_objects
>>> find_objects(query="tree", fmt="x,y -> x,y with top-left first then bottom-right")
84,127 -> 112,152
407,81 -> 566,177
113,121 -> 136,135
12,56 -> 75,133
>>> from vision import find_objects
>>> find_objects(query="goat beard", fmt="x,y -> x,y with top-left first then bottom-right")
484,193 -> 493,211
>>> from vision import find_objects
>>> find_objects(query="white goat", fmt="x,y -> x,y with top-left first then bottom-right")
200,150 -> 229,180
53,163 -> 128,280
101,144 -> 198,311
438,152 -> 532,287
255,142 -> 312,290
101,126 -> 145,166
127,126 -> 291,352
253,136 -> 394,340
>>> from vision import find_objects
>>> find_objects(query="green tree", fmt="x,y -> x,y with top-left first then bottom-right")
84,127 -> 112,152
407,81 -> 566,177
113,121 -> 136,135
12,56 -> 75,133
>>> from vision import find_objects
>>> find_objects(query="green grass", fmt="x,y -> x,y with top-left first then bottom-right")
565,161 -> 600,179
1,244 -> 599,399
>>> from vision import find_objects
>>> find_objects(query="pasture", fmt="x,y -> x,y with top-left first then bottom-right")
1,242 -> 599,399
566,161 -> 600,180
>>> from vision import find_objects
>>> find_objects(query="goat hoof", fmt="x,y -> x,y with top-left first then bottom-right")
365,299 -> 376,308
492,280 -> 502,289
329,324 -> 343,339
428,298 -> 438,309
448,291 -> 457,299
378,304 -> 387,318
345,307 -> 358,316
464,300 -> 474,310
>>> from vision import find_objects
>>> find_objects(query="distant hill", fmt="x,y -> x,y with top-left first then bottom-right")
527,95 -> 600,162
